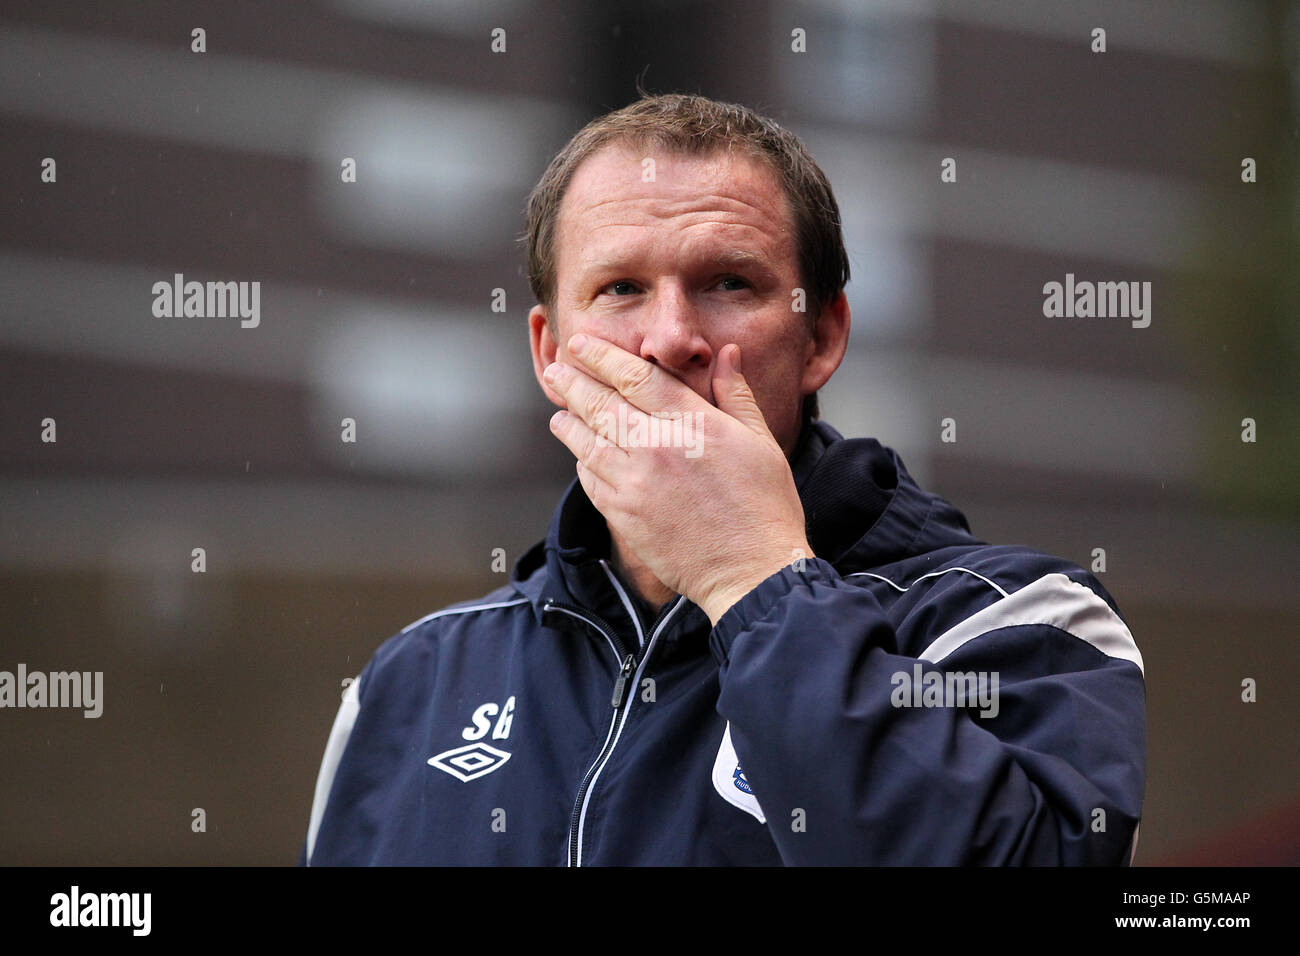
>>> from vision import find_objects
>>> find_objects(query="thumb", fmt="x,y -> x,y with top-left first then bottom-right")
713,344 -> 770,436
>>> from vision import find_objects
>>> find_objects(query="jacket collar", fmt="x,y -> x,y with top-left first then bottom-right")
509,417 -> 978,639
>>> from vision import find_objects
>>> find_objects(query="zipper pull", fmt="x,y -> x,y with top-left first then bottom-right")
610,653 -> 636,709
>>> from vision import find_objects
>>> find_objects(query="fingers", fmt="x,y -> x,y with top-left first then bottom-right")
549,407 -> 624,494
573,458 -> 604,509
711,343 -> 772,438
544,360 -> 628,444
565,334 -> 698,414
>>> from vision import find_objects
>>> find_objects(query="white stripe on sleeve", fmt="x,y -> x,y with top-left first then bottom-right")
918,572 -> 1144,676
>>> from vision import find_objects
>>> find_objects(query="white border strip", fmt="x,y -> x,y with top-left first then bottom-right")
849,566 -> 1009,597
401,597 -> 529,633
306,674 -> 362,864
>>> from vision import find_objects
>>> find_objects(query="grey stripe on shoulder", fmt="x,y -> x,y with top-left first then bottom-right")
400,597 -> 530,633
918,572 -> 1144,675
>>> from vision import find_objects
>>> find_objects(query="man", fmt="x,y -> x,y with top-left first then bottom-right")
302,94 -> 1146,866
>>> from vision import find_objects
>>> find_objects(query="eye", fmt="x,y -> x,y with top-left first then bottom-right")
716,276 -> 750,292
601,280 -> 640,296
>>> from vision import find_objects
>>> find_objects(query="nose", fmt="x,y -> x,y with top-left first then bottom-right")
637,282 -> 714,380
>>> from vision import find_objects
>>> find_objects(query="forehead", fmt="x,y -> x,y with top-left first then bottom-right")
554,142 -> 795,270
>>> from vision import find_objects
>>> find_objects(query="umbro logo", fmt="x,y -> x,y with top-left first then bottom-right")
428,742 -> 511,782
428,695 -> 516,782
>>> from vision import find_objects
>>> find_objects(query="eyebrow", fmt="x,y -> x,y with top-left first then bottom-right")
581,248 -> 775,273
708,249 -> 769,268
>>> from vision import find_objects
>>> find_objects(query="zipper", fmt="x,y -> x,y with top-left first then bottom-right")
645,598 -> 676,640
542,599 -> 631,867
599,559 -> 647,648
610,653 -> 636,708
543,600 -> 630,663
564,594 -> 687,866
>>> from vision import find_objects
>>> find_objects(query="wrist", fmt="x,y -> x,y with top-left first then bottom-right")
699,540 -> 814,626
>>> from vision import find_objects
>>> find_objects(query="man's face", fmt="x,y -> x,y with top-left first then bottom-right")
531,143 -> 841,456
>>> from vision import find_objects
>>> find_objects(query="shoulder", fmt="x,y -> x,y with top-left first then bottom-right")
357,583 -> 533,702
397,583 -> 533,636
858,542 -> 1120,614
854,544 -> 1141,676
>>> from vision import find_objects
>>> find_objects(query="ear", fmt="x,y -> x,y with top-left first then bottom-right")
529,304 -> 566,408
800,290 -> 851,396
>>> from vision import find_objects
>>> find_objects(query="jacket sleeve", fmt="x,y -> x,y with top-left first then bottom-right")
708,558 -> 1146,865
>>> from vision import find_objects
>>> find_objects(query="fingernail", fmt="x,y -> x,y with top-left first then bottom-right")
568,333 -> 589,355
550,410 -> 565,429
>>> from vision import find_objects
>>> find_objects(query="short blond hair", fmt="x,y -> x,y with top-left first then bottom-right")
523,92 -> 849,319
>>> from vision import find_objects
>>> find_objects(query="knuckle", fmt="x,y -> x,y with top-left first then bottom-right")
620,361 -> 656,395
583,386 -> 613,424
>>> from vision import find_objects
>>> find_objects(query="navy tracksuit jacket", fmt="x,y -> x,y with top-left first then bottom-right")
303,419 -> 1146,865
